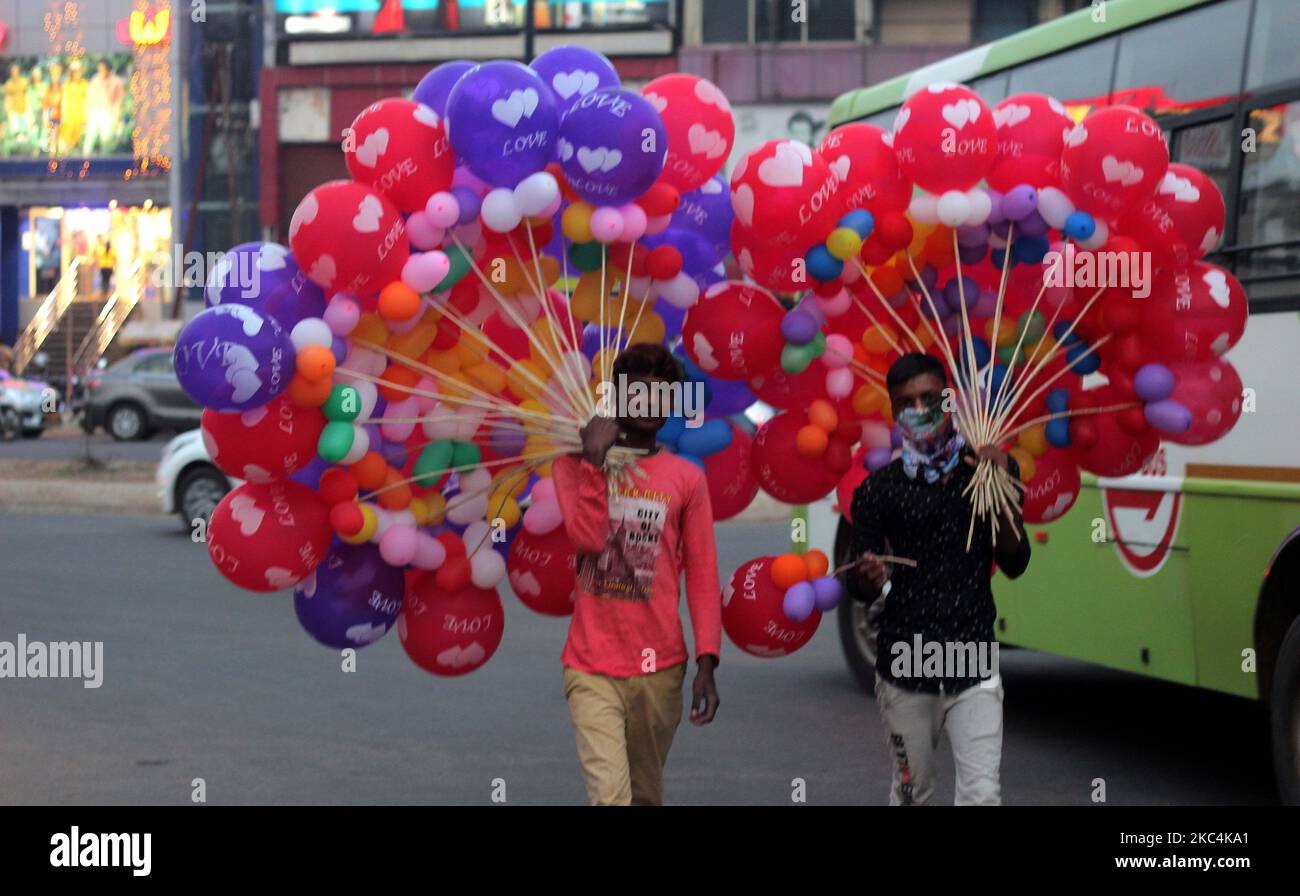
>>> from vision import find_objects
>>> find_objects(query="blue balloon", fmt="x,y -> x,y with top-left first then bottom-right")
1012,234 -> 1050,264
704,376 -> 755,417
1045,417 -> 1072,448
839,209 -> 874,238
672,176 -> 734,262
529,44 -> 620,115
1046,388 -> 1071,414
174,305 -> 294,411
293,542 -> 405,650
657,415 -> 686,447
960,335 -> 991,371
203,242 -> 326,331
1052,320 -> 1081,344
782,582 -> 816,622
1063,210 -> 1096,242
1065,341 -> 1100,375
677,418 -> 732,457
806,244 -> 843,282
446,61 -> 559,188
413,60 -> 475,119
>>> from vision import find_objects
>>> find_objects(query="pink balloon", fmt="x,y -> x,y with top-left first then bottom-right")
381,398 -> 418,442
523,499 -> 563,535
424,191 -> 461,229
402,251 -> 452,294
379,524 -> 419,567
406,211 -> 446,250
530,478 -> 557,504
412,532 -> 449,570
621,203 -> 648,242
323,294 -> 361,335
590,206 -> 625,244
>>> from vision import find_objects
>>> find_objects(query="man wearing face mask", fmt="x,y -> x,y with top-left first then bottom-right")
845,353 -> 1030,805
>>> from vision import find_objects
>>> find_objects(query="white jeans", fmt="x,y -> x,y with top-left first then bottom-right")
875,673 -> 1004,805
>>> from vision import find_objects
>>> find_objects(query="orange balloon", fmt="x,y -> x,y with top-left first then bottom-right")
353,312 -> 390,347
349,452 -> 388,491
377,466 -> 413,511
871,264 -> 904,297
295,344 -> 336,381
808,399 -> 838,433
288,372 -> 332,408
852,383 -> 886,416
378,281 -> 422,322
862,324 -> 898,356
770,553 -> 809,590
378,363 -> 421,402
803,548 -> 829,579
795,424 -> 829,457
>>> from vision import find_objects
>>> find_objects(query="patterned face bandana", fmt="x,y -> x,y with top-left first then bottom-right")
897,402 -> 965,483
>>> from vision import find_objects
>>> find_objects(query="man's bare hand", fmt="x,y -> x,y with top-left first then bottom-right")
579,416 -> 620,468
856,552 -> 888,594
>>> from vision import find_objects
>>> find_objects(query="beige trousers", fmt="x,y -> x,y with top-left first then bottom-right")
563,662 -> 687,806
875,673 -> 1005,806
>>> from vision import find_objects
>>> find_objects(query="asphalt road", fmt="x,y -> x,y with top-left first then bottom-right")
0,512 -> 1278,805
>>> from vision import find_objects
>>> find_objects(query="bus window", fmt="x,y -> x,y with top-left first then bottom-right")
1246,0 -> 1300,89
1171,120 -> 1235,206
1006,37 -> 1115,102
968,72 -> 1010,107
1235,100 -> 1300,305
1112,0 -> 1250,104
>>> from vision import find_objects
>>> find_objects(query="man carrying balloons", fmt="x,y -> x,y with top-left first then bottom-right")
846,353 -> 1030,806
551,343 -> 722,806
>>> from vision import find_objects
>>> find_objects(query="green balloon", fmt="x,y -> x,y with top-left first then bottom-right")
1018,310 -> 1045,344
808,331 -> 827,356
433,244 -> 472,293
996,344 -> 1024,366
781,343 -> 815,375
322,384 -> 361,422
568,241 -> 604,273
413,439 -> 455,485
450,440 -> 481,469
317,421 -> 356,464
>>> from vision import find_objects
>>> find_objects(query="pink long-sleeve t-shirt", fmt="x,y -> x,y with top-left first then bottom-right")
551,451 -> 722,678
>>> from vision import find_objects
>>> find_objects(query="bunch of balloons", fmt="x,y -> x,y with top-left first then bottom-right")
769,550 -> 843,623
175,46 -> 751,677
693,82 -> 1246,551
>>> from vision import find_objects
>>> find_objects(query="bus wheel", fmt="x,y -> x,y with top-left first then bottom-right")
1272,615 -> 1300,805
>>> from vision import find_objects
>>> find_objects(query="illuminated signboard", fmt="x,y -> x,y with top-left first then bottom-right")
117,8 -> 172,46
274,0 -> 671,35
0,53 -> 136,159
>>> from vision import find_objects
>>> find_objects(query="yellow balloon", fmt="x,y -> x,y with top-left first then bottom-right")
423,347 -> 461,376
1009,447 -> 1036,483
506,360 -> 546,400
826,227 -> 863,261
465,361 -> 507,394
422,492 -> 447,526
985,317 -> 1017,348
353,313 -> 390,347
493,496 -> 521,529
340,503 -> 378,544
388,309 -> 439,360
562,202 -> 594,244
1018,424 -> 1049,458
625,310 -> 665,346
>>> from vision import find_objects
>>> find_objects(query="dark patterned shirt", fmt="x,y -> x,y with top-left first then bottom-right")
846,451 -> 1030,694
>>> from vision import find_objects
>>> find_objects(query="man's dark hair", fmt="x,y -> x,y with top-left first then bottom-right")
886,352 -> 947,391
611,342 -> 683,384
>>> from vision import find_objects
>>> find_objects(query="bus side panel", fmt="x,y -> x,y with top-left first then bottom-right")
1182,490 -> 1300,699
994,484 -> 1198,686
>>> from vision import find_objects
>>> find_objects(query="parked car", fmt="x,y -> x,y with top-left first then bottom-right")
0,369 -> 56,440
83,348 -> 201,441
157,428 -> 235,529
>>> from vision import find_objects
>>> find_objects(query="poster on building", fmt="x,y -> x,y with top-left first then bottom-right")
0,52 -> 135,158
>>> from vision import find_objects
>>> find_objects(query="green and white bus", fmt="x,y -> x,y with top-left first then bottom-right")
818,0 -> 1300,803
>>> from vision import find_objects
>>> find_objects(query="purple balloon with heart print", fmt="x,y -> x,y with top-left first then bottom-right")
559,87 -> 666,207
293,542 -> 405,650
413,59 -> 474,118
446,60 -> 559,188
173,304 -> 294,411
671,175 -> 733,263
530,44 -> 620,115
203,242 -> 326,331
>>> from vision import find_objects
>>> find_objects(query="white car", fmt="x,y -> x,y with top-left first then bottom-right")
156,429 -> 236,528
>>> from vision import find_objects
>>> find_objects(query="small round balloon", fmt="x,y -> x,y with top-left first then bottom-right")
722,555 -> 821,658
174,304 -> 295,411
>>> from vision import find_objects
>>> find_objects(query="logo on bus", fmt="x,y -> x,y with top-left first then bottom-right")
1101,449 -> 1183,578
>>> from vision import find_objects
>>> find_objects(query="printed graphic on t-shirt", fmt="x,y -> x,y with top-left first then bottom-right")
578,484 -> 669,601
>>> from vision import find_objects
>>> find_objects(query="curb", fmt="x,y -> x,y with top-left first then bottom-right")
0,480 -> 159,516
